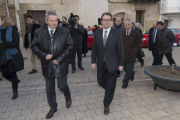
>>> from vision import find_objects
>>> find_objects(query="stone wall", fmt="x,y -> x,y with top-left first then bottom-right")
109,2 -> 160,31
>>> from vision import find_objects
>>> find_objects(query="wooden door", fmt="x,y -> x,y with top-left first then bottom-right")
24,10 -> 46,27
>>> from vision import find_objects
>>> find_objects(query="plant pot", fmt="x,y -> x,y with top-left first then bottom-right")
144,65 -> 180,92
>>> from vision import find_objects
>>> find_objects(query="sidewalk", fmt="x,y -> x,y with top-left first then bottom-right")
0,47 -> 180,120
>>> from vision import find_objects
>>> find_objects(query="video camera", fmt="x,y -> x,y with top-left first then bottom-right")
58,18 -> 62,24
68,13 -> 77,26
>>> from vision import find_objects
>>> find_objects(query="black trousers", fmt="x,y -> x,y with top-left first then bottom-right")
10,72 -> 18,90
71,45 -> 82,70
45,75 -> 71,109
97,62 -> 117,107
137,50 -> 144,64
122,62 -> 135,85
159,52 -> 176,66
152,44 -> 163,65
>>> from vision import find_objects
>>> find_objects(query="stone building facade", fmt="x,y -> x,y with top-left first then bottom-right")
0,0 -> 161,38
108,0 -> 160,32
160,0 -> 180,27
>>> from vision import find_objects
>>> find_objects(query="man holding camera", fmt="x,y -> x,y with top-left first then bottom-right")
69,15 -> 85,73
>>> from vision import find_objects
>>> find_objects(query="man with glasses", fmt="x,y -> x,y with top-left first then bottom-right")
91,12 -> 124,115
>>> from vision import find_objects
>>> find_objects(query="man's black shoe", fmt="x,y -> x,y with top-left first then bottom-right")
122,84 -> 128,89
46,108 -> 57,119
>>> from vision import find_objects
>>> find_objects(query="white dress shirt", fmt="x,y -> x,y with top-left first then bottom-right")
126,28 -> 132,35
103,27 -> 111,38
48,26 -> 56,35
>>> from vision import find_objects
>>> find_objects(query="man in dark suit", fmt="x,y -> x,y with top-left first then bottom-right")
148,21 -> 162,65
24,15 -> 41,74
121,19 -> 141,88
131,22 -> 144,67
91,12 -> 124,115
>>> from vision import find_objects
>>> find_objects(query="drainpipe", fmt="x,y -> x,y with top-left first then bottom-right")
17,0 -> 24,40
65,0 -> 67,17
6,0 -> 9,17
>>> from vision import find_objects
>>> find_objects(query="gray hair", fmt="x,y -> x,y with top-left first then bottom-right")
124,19 -> 132,24
45,11 -> 57,20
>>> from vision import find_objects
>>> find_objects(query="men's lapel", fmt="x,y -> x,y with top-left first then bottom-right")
99,29 -> 104,49
105,28 -> 113,48
125,29 -> 134,40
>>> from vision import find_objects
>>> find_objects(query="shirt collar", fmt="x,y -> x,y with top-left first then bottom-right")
103,27 -> 111,33
48,26 -> 56,33
126,28 -> 132,34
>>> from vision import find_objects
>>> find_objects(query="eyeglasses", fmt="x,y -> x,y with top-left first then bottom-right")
102,19 -> 111,22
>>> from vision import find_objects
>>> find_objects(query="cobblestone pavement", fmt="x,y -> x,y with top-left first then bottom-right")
0,46 -> 180,120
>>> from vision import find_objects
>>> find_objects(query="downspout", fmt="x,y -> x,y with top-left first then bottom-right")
6,0 -> 9,17
18,0 -> 24,40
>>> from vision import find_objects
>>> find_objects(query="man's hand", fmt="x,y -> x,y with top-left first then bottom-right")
91,64 -> 96,70
46,54 -> 53,60
52,60 -> 59,65
119,66 -> 123,71
74,24 -> 78,29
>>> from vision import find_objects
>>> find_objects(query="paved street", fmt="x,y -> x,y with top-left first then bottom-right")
0,46 -> 180,120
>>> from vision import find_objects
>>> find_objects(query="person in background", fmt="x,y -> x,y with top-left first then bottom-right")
69,15 -> 85,74
148,21 -> 162,65
24,15 -> 41,74
80,23 -> 88,57
131,22 -> 144,67
112,16 -> 125,78
93,25 -> 99,33
157,21 -> 176,66
112,16 -> 125,32
62,16 -> 69,28
0,15 -> 24,99
121,19 -> 141,89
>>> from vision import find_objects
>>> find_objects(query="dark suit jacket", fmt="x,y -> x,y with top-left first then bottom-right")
69,24 -> 85,46
135,27 -> 143,39
121,29 -> 141,63
24,23 -> 41,48
148,27 -> 158,51
91,28 -> 124,72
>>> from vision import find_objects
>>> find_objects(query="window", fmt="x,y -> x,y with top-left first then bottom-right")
176,29 -> 180,33
98,18 -> 102,25
87,30 -> 94,36
170,29 -> 178,33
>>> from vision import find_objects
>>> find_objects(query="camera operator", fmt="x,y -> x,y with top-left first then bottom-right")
62,16 -> 69,28
69,15 -> 85,73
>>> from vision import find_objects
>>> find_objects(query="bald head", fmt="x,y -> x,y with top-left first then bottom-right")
115,17 -> 122,26
153,21 -> 158,28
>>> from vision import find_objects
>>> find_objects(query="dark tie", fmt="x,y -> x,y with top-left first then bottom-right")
152,29 -> 156,43
50,30 -> 54,38
103,31 -> 108,47
126,31 -> 129,36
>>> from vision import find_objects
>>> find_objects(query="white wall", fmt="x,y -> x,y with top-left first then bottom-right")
80,0 -> 108,28
161,0 -> 180,14
168,15 -> 180,28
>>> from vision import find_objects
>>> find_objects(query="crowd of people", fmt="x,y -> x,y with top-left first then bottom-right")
0,11 -> 176,118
